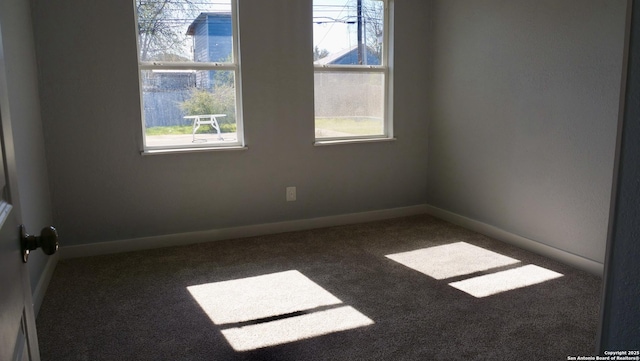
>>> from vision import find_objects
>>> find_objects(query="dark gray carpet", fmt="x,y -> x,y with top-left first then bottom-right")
36,214 -> 602,360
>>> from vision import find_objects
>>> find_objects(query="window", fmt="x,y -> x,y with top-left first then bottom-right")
313,0 -> 391,142
134,0 -> 243,152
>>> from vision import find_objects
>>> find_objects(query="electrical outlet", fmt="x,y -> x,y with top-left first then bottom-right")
286,186 -> 296,202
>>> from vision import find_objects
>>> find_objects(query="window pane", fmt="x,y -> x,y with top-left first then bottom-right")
313,0 -> 384,65
136,0 -> 233,62
142,70 -> 238,147
314,72 -> 384,138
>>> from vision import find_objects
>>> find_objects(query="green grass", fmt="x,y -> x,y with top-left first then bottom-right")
315,117 -> 383,136
146,123 -> 236,136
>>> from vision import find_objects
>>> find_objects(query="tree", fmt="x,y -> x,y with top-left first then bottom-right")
361,0 -> 384,61
313,46 -> 329,61
179,86 -> 236,126
136,0 -> 200,61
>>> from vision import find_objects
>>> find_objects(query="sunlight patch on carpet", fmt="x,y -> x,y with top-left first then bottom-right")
187,270 -> 342,324
385,242 -> 520,280
220,306 -> 374,351
187,270 -> 374,351
449,264 -> 564,298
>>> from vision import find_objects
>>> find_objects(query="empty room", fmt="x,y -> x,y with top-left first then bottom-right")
0,0 -> 638,360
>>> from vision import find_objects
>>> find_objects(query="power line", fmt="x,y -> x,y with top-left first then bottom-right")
315,0 -> 351,50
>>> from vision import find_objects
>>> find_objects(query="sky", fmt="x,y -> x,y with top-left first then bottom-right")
313,0 -> 359,54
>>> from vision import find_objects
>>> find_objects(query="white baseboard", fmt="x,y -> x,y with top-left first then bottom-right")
33,253 -> 58,316
61,205 -> 431,259
60,203 -> 602,276
424,205 -> 604,276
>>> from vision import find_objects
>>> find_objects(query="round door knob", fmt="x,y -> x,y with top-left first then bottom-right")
21,225 -> 59,263
38,226 -> 59,255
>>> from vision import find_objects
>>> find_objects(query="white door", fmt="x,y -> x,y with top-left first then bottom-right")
0,18 -> 41,361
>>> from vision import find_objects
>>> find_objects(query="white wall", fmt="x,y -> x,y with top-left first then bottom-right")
31,0 -> 625,270
0,0 -> 54,301
30,0 -> 431,247
427,0 -> 627,264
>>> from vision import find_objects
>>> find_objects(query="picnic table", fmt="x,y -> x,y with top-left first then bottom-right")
184,114 -> 226,142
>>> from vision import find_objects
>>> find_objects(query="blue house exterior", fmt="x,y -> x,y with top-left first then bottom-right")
187,13 -> 233,89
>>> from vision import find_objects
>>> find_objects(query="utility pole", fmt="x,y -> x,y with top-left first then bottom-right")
357,0 -> 363,64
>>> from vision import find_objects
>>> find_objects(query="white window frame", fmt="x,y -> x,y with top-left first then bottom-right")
313,0 -> 393,144
134,0 -> 244,154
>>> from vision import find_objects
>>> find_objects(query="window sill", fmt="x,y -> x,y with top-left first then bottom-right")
141,145 -> 248,155
314,137 -> 396,147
